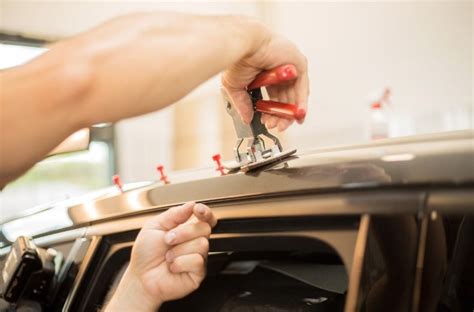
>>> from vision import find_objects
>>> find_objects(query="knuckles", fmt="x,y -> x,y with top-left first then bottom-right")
174,222 -> 211,243
194,254 -> 205,267
202,223 -> 212,236
196,237 -> 209,252
170,261 -> 181,273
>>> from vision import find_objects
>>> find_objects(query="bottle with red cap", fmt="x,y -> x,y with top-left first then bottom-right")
369,88 -> 391,140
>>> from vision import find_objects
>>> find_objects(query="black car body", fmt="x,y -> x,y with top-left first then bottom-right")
1,130 -> 473,311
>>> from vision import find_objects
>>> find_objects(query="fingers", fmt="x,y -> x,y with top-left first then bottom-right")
262,79 -> 304,130
169,253 -> 206,275
277,86 -> 289,105
222,72 -> 255,125
265,115 -> 279,129
166,236 -> 209,262
164,221 -> 211,246
295,67 -> 309,124
228,89 -> 254,124
164,204 -> 213,280
144,201 -> 217,231
261,113 -> 269,125
193,203 -> 217,228
285,84 -> 297,107
277,118 -> 294,132
144,202 -> 195,231
222,68 -> 307,127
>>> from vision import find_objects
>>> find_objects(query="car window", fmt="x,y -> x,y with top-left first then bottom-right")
0,44 -> 115,223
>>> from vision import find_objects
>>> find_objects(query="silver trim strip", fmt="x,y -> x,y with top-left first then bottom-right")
0,228 -> 87,256
412,214 -> 429,312
345,214 -> 370,312
34,228 -> 87,248
84,191 -> 422,237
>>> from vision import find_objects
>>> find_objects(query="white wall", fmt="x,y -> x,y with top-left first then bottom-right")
267,1 -> 472,150
1,0 -> 261,181
0,1 -> 261,38
1,0 -> 472,183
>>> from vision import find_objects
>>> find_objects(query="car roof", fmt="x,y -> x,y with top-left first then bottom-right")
1,130 -> 473,244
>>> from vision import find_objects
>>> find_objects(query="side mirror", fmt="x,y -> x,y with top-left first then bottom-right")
47,128 -> 90,156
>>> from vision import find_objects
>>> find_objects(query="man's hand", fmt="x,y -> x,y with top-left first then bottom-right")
105,202 -> 217,311
222,33 -> 309,132
1,12 -> 310,186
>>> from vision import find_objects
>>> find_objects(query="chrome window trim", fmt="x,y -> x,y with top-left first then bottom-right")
345,214 -> 370,312
33,228 -> 87,249
84,190 -> 422,238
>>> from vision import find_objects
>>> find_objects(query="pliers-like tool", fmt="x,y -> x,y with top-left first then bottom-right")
223,64 -> 305,172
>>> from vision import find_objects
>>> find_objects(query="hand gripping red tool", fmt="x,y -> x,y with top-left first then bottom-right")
248,64 -> 306,122
222,64 -> 301,172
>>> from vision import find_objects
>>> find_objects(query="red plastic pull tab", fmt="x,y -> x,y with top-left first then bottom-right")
248,64 -> 298,90
255,100 -> 306,121
212,154 -> 226,176
156,165 -> 170,184
112,174 -> 123,193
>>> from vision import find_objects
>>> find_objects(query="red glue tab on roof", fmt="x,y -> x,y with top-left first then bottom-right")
212,154 -> 226,176
112,174 -> 123,192
156,165 -> 170,184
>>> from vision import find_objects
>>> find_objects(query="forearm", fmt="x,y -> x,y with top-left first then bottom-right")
69,12 -> 267,124
104,267 -> 162,312
0,12 -> 266,186
0,54 -> 90,187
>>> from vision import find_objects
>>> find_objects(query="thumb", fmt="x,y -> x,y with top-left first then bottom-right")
144,202 -> 195,231
225,88 -> 254,124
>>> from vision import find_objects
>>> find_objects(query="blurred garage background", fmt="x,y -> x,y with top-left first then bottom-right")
0,1 -> 472,221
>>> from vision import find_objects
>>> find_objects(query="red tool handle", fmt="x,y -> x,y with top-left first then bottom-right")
255,100 -> 306,121
248,64 -> 298,90
248,64 -> 305,121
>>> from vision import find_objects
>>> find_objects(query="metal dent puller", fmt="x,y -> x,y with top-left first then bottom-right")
222,65 -> 301,172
